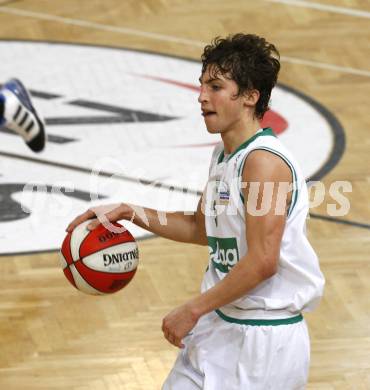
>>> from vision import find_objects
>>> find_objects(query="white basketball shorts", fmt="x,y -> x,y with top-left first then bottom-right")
162,311 -> 310,390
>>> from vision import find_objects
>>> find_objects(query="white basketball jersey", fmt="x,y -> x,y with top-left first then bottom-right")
201,127 -> 325,321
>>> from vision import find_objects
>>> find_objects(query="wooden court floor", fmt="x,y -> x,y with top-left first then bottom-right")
0,0 -> 370,389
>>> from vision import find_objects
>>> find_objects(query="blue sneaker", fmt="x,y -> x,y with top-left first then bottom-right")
0,78 -> 45,152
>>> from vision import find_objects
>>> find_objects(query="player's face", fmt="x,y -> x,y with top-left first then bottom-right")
198,65 -> 245,134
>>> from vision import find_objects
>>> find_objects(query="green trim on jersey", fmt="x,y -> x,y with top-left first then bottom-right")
251,147 -> 298,217
238,152 -> 250,204
238,147 -> 299,217
215,309 -> 303,326
217,127 -> 276,164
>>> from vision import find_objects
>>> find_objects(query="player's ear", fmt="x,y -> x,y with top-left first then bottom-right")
243,89 -> 260,108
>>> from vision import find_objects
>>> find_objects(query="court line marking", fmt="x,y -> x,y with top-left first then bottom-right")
0,6 -> 369,78
0,150 -> 202,196
280,55 -> 370,77
0,6 -> 205,47
0,232 -> 156,257
0,0 -> 21,6
1,149 -> 370,231
1,150 -> 369,231
266,0 -> 370,19
310,213 -> 370,230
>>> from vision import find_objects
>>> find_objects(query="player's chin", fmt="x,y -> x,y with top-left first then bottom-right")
204,123 -> 221,134
203,116 -> 220,133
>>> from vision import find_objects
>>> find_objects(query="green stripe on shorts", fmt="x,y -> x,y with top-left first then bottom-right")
215,309 -> 303,326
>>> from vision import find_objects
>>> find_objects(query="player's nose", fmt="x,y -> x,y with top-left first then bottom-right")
198,86 -> 209,104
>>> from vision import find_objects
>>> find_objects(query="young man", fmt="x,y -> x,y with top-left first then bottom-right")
0,78 -> 45,152
67,34 -> 324,389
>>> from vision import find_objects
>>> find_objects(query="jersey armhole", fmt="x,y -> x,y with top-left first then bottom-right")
237,147 -> 299,217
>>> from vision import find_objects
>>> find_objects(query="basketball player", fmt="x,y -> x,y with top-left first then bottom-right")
0,78 -> 45,152
67,34 -> 325,389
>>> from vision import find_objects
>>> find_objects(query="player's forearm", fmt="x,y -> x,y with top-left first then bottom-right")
188,255 -> 277,318
122,204 -> 206,245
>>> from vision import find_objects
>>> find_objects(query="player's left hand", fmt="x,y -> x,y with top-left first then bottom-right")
162,303 -> 199,348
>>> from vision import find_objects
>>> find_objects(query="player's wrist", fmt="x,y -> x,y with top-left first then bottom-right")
186,299 -> 206,321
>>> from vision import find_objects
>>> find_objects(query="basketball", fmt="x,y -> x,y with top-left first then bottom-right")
59,220 -> 139,295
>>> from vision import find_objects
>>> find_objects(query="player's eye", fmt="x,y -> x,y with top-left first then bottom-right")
211,84 -> 221,91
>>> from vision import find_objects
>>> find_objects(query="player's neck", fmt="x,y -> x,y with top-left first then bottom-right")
221,117 -> 261,155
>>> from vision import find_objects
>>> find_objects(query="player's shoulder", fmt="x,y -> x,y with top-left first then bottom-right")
242,127 -> 298,169
243,148 -> 293,182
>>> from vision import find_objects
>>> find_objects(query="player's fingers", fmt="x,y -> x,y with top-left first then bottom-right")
171,331 -> 185,349
162,321 -> 172,344
167,333 -> 176,346
178,339 -> 185,349
163,328 -> 181,348
162,320 -> 168,337
66,209 -> 96,232
91,208 -> 126,233
172,336 -> 183,349
92,206 -> 120,223
105,208 -> 123,223
87,218 -> 100,231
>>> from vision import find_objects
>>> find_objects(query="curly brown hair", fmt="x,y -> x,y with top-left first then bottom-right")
201,34 -> 280,119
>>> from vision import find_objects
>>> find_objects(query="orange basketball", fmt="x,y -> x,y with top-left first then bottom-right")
59,220 -> 139,295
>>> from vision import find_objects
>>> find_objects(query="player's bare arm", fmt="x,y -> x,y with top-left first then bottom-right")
162,150 -> 293,347
66,193 -> 207,246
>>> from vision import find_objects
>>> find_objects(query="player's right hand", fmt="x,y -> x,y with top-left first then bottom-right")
66,203 -> 126,232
